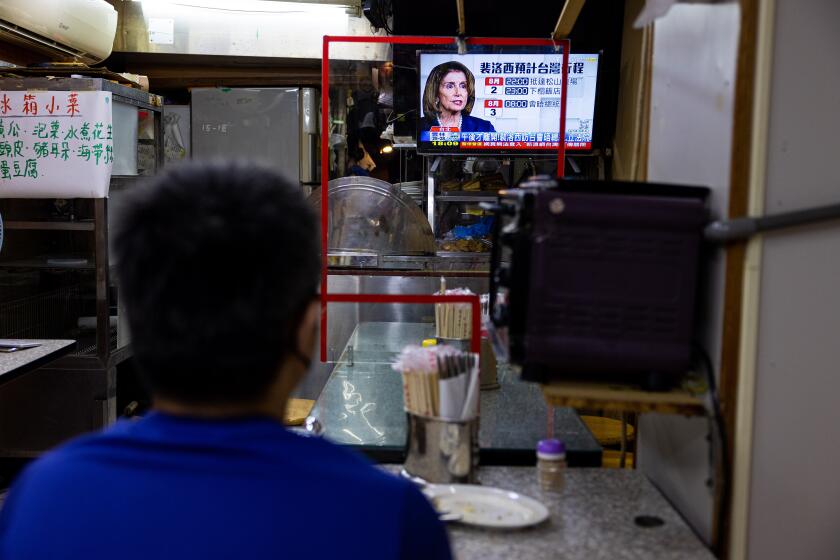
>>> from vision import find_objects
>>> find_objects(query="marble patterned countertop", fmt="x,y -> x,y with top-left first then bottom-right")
382,465 -> 715,560
0,339 -> 75,384
0,467 -> 713,560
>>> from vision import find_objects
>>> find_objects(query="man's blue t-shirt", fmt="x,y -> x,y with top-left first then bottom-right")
0,412 -> 452,560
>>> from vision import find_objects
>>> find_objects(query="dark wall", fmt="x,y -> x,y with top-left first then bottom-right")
394,0 -> 622,44
392,0 -> 625,151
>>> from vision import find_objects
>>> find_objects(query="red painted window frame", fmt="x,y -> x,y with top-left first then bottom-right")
320,35 -> 570,362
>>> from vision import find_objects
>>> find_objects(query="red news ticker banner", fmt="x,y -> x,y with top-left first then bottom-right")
428,123 -> 590,151
459,142 -> 592,150
320,35 -> 570,362
456,141 -> 592,150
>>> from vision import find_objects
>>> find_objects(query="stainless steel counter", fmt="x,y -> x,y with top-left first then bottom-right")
311,322 -> 602,465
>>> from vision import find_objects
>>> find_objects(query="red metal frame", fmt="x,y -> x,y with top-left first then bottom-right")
320,35 -> 570,362
326,293 -> 481,355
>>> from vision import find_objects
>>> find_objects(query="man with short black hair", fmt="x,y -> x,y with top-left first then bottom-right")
0,161 -> 452,560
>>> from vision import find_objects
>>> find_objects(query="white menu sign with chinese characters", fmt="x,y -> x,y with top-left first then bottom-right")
0,91 -> 114,198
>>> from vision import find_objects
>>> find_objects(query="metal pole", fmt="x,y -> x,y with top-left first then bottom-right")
553,0 -> 586,40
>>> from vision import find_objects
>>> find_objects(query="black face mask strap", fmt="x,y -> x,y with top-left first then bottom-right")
290,348 -> 312,371
287,295 -> 318,372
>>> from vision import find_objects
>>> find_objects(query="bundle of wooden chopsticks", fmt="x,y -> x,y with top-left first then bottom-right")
435,278 -> 474,340
393,345 -> 480,420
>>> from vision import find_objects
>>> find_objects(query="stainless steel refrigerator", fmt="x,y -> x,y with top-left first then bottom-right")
191,87 -> 319,186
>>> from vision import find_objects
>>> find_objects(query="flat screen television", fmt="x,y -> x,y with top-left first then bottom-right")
417,52 -> 599,155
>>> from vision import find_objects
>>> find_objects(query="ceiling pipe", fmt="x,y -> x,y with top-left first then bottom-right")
553,0 -> 586,40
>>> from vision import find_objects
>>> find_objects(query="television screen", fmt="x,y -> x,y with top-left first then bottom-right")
417,52 -> 599,154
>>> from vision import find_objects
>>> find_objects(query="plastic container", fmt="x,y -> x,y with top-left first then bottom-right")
479,337 -> 499,389
537,439 -> 566,493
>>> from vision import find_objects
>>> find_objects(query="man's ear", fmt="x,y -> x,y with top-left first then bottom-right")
296,301 -> 320,362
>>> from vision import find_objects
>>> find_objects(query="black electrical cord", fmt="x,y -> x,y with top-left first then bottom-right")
374,0 -> 384,31
385,108 -> 417,125
694,342 -> 730,558
384,3 -> 394,35
374,0 -> 393,34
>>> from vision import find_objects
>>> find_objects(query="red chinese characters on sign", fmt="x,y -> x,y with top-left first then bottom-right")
0,92 -> 83,118
485,77 -> 503,86
45,95 -> 59,115
485,99 -> 502,108
0,90 -> 114,199
66,92 -> 79,117
22,94 -> 38,116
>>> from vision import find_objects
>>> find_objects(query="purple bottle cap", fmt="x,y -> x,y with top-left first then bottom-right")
537,438 -> 566,458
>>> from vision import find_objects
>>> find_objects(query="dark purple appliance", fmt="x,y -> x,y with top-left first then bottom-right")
488,176 -> 710,388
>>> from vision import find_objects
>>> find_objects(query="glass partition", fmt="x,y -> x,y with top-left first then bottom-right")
311,298 -> 601,466
309,37 -> 595,466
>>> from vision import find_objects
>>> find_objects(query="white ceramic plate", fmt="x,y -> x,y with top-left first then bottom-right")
423,484 -> 549,529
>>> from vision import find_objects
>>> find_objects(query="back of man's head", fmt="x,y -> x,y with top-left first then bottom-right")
114,161 -> 320,405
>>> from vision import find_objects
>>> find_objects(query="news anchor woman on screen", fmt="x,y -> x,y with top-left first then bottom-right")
420,61 -> 496,134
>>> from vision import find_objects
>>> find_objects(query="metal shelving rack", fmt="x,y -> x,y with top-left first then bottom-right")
0,77 -> 163,456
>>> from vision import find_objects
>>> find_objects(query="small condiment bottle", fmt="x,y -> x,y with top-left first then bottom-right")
479,336 -> 498,389
537,439 -> 566,493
